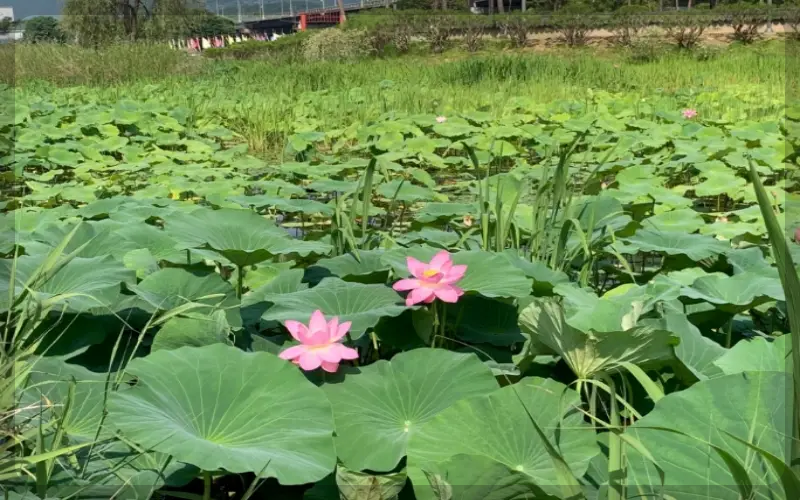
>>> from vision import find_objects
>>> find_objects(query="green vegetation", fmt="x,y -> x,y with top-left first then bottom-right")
2,8 -> 798,500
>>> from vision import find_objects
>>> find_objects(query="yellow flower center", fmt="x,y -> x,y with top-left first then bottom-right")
422,269 -> 439,278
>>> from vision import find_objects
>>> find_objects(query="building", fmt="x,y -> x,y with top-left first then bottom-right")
0,6 -> 23,43
0,6 -> 13,21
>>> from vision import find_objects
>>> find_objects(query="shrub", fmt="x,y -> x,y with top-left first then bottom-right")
626,32 -> 667,64
499,15 -> 537,49
23,16 -> 67,44
721,4 -> 766,44
663,12 -> 708,49
555,5 -> 596,48
611,5 -> 650,47
302,27 -> 369,61
203,32 -> 311,62
459,16 -> 486,53
418,15 -> 455,53
393,21 -> 413,53
788,7 -> 800,41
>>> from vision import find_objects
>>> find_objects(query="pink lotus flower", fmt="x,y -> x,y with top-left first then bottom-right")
393,250 -> 467,306
279,310 -> 358,373
794,227 -> 800,243
436,116 -> 447,123
682,108 -> 698,119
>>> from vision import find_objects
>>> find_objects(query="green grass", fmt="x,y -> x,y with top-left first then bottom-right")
7,39 -> 789,157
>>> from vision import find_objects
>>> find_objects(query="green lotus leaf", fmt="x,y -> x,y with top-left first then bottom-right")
152,310 -> 232,352
433,121 -> 480,138
517,298 -> 677,379
617,229 -> 730,261
260,278 -> 407,338
19,357 -> 110,442
0,255 -> 135,313
408,377 -> 599,490
307,179 -> 359,194
415,203 -> 477,223
396,228 -> 459,248
117,224 -> 187,264
228,195 -> 333,215
241,268 -> 308,326
129,268 -> 237,312
323,349 -> 497,472
377,180 -> 438,203
251,179 -> 308,197
694,173 -> 747,198
47,440 -> 197,500
499,253 -> 570,294
626,372 -> 789,499
382,248 -> 533,299
409,454 -> 552,500
163,208 -> 314,267
647,313 -> 726,381
681,271 -> 784,310
642,208 -> 705,233
449,296 -> 524,346
312,250 -> 390,279
109,344 -> 336,484
712,335 -> 790,375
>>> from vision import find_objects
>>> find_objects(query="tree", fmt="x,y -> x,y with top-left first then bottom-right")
23,17 -> 67,43
62,0 -> 201,45
0,17 -> 13,34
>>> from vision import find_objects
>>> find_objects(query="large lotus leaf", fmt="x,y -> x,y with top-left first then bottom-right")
617,229 -> 730,261
377,180 -> 439,203
241,269 -> 308,326
382,248 -> 533,299
554,282 -> 681,333
1,255 -> 135,313
116,224 -> 187,264
626,372 -> 789,499
227,195 -> 333,215
24,221 -> 132,259
645,313 -> 726,381
163,208 -> 293,267
448,296 -> 524,346
499,253 -> 570,294
409,454 -> 553,500
311,251 -> 390,279
260,278 -> 407,338
517,299 -> 677,379
712,335 -> 790,375
18,357 -> 110,442
396,228 -> 459,248
680,271 -> 784,310
415,203 -> 477,223
408,377 -> 598,491
642,208 -> 705,233
108,344 -> 336,484
129,268 -> 237,312
152,310 -> 232,352
323,349 -> 497,472
47,441 -> 197,500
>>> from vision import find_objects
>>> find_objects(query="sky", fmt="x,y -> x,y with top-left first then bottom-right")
3,0 -> 61,19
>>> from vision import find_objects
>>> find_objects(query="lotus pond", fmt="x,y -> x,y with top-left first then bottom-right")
1,77 -> 799,500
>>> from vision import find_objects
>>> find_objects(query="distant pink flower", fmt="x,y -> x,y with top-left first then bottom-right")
682,109 -> 698,119
436,116 -> 447,123
795,227 -> 800,243
393,250 -> 467,306
279,310 -> 358,373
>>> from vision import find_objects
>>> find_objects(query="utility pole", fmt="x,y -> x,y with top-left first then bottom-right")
237,0 -> 242,23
